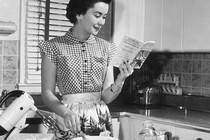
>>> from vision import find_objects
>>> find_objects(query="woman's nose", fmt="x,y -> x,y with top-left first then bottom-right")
98,18 -> 105,25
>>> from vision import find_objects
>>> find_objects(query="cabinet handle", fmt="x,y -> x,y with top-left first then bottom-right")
196,138 -> 203,140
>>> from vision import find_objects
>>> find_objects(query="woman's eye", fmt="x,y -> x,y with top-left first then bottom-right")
94,13 -> 107,19
94,14 -> 101,18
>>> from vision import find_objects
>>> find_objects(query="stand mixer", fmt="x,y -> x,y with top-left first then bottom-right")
0,90 -> 37,140
0,90 -> 86,140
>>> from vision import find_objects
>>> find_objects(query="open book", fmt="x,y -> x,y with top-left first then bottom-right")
110,35 -> 156,69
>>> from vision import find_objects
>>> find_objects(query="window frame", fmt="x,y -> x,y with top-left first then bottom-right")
19,0 -> 70,93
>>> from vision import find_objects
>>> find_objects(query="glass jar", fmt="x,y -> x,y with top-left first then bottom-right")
138,120 -> 157,140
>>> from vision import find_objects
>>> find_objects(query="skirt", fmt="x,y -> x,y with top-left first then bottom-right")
53,92 -> 113,139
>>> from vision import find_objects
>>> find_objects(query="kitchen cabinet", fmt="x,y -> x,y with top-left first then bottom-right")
144,0 -> 183,52
161,0 -> 182,52
117,114 -> 210,140
174,127 -> 210,140
113,0 -> 145,45
114,0 -> 210,52
160,0 -> 210,52
118,116 -> 175,140
118,117 -> 132,140
112,118 -> 120,139
182,0 -> 210,52
143,0 -> 162,52
131,118 -> 175,140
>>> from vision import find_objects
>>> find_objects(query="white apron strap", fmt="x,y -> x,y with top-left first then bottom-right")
62,92 -> 101,103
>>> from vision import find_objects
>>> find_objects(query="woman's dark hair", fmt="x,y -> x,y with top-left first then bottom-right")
66,0 -> 112,24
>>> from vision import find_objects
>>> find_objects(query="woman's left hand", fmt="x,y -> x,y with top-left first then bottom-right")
117,60 -> 134,83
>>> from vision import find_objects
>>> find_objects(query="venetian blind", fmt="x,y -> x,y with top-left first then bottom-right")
25,0 -> 71,84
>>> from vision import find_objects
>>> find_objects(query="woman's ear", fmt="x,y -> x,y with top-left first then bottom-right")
76,14 -> 83,20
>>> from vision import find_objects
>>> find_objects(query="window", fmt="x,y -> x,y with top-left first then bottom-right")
18,0 -> 113,94
19,0 -> 70,93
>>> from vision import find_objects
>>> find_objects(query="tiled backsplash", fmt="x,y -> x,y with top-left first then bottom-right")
142,53 -> 210,97
0,40 -> 19,95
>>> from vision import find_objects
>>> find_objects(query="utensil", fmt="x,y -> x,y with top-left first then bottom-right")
36,110 -> 86,140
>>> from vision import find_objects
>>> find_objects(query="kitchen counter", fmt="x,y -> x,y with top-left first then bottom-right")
36,102 -> 210,132
108,103 -> 210,132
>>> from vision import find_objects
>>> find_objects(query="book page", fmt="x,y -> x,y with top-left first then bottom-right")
110,35 -> 144,67
110,35 -> 156,69
130,41 -> 156,69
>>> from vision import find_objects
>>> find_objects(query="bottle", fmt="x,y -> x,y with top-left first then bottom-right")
138,120 -> 157,140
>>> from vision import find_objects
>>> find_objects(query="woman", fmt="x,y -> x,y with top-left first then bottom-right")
39,0 -> 133,138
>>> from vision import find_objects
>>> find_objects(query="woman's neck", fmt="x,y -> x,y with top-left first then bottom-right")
72,26 -> 90,42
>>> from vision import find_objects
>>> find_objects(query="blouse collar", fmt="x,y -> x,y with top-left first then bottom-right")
65,28 -> 96,44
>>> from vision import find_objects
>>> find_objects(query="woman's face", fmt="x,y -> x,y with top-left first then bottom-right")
77,2 -> 109,36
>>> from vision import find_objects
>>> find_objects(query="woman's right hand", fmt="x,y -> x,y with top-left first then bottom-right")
63,112 -> 81,133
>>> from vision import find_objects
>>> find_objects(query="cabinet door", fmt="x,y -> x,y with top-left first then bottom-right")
175,127 -> 210,140
112,118 -> 120,139
144,0 -> 162,52
130,118 -> 144,140
118,117 -> 133,140
144,0 -> 183,52
183,0 -> 210,52
161,0 -> 182,52
113,0 -> 145,44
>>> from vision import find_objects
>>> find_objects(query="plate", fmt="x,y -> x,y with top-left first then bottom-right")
73,136 -> 119,140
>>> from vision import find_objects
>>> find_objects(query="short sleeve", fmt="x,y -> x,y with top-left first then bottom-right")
107,42 -> 117,65
39,40 -> 59,66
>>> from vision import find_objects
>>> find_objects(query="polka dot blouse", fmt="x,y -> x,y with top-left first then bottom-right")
39,29 -> 116,95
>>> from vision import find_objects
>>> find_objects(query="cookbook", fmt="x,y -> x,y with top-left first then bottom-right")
110,35 -> 156,69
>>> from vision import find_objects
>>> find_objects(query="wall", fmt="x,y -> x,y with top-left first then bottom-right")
0,40 -> 19,93
0,0 -> 20,95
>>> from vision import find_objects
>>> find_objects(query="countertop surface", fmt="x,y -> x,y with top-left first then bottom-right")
37,103 -> 210,132
108,103 -> 210,132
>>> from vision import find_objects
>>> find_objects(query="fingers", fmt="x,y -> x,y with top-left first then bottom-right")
64,112 -> 81,133
119,60 -> 134,77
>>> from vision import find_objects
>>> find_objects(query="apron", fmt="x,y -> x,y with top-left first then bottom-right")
53,92 -> 113,139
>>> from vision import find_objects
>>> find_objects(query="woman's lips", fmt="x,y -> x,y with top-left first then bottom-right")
93,26 -> 100,31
